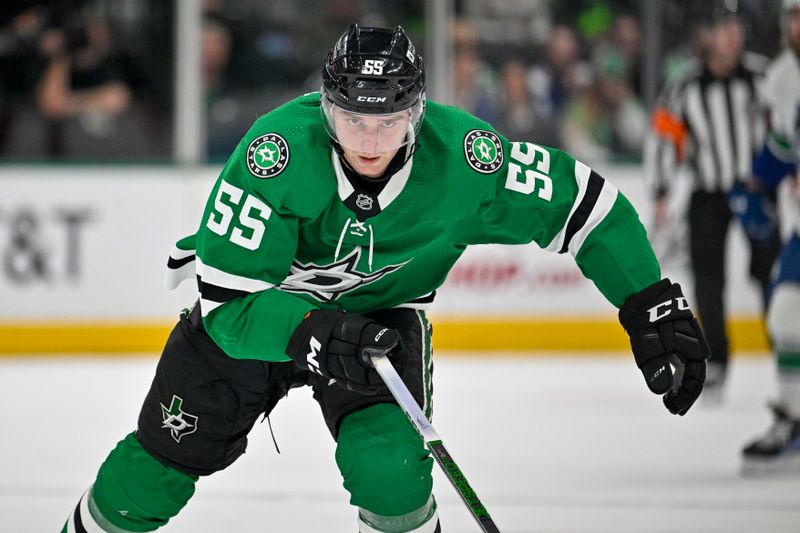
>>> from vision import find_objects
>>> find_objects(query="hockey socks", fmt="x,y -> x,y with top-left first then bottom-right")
62,487 -> 136,533
359,496 -> 440,533
777,350 -> 800,420
336,404 -> 435,517
769,283 -> 800,417
63,432 -> 197,532
742,281 -> 800,474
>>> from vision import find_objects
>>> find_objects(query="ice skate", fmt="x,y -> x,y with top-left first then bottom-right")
741,403 -> 800,476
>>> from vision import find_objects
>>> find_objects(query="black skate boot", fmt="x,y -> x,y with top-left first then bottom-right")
741,403 -> 800,476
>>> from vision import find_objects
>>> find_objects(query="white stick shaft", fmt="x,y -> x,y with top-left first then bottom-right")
371,356 -> 440,442
372,355 -> 502,533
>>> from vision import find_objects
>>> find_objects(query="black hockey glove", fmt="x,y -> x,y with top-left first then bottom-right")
619,279 -> 710,416
286,309 -> 404,395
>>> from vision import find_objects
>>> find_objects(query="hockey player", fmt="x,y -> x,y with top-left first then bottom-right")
645,3 -> 776,403
62,25 -> 709,532
738,0 -> 800,474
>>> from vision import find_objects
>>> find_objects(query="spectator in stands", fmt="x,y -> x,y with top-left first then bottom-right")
451,18 -> 499,124
527,25 -> 592,146
495,58 -> 556,143
659,18 -> 712,85
608,13 -> 642,98
202,14 -> 242,162
35,13 -> 132,157
560,44 -> 647,162
0,6 -> 48,154
202,15 -> 233,99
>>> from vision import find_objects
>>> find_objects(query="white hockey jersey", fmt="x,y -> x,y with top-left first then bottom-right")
762,51 -> 800,162
761,50 -> 800,232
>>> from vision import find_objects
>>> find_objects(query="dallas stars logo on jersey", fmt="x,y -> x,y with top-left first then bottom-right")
464,129 -> 503,173
160,395 -> 198,443
246,133 -> 290,178
278,248 -> 408,302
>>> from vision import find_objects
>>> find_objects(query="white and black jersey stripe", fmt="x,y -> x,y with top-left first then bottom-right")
650,53 -> 767,194
195,257 -> 274,316
546,161 -> 618,257
165,246 -> 275,316
395,291 -> 436,310
164,245 -> 195,290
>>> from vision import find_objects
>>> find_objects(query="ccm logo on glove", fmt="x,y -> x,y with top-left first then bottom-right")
648,297 -> 689,322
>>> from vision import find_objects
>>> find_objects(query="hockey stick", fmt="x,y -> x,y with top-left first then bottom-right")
371,355 -> 501,533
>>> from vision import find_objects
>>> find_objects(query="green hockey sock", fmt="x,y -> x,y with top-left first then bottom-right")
88,432 -> 197,531
336,403 -> 434,517
777,350 -> 800,419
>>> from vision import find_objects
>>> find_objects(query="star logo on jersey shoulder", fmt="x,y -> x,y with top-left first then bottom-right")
278,248 -> 408,302
160,395 -> 198,443
246,133 -> 290,178
464,129 -> 503,174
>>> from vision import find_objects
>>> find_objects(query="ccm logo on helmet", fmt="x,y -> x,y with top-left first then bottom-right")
356,96 -> 387,103
647,297 -> 689,322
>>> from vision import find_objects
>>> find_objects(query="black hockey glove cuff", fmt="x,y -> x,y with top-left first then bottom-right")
619,279 -> 710,416
286,309 -> 404,395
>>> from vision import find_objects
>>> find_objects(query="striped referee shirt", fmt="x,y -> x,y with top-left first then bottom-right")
645,53 -> 769,196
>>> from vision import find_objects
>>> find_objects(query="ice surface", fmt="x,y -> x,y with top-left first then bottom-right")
0,353 -> 797,532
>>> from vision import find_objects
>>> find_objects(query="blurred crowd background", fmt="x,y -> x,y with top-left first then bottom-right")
0,0 -> 787,164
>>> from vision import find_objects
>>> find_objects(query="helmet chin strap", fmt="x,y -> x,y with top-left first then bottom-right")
330,141 -> 366,178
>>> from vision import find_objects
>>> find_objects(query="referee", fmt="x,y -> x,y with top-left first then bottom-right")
645,3 -> 781,400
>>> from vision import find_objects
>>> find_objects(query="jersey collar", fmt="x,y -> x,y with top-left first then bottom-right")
330,141 -> 415,212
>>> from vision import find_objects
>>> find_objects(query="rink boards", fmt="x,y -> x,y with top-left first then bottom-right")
0,165 -> 770,354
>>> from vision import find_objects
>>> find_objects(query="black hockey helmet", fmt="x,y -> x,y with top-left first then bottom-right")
321,24 -> 426,153
322,23 -> 425,114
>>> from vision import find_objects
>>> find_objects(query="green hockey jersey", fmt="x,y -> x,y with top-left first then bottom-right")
166,92 -> 660,361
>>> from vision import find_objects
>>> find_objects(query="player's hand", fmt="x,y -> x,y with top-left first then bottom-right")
286,309 -> 403,394
619,279 -> 710,415
728,181 -> 778,243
